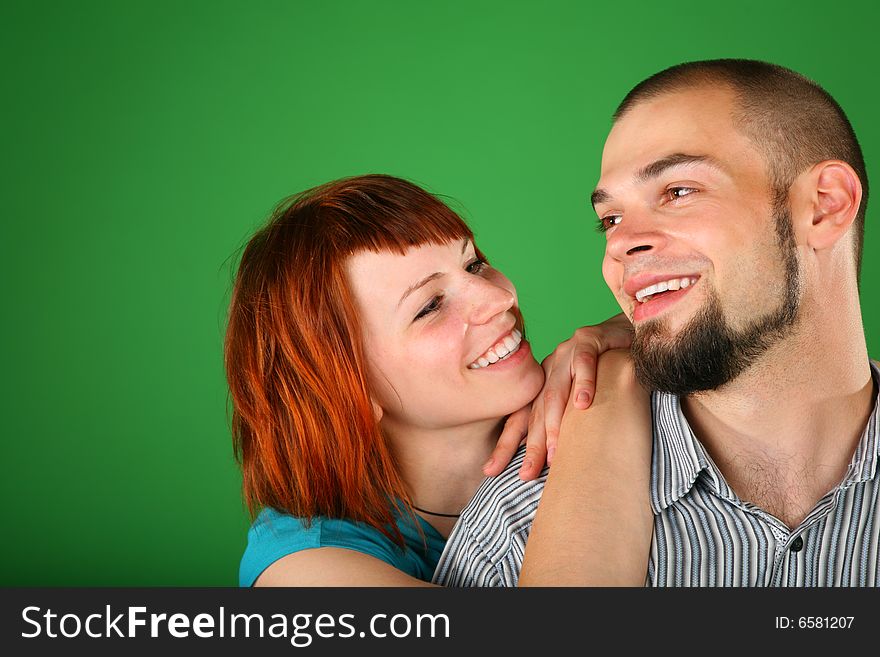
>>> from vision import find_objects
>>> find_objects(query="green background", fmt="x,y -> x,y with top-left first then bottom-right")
2,0 -> 878,585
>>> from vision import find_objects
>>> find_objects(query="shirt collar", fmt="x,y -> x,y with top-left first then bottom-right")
649,360 -> 880,514
842,360 -> 880,486
649,392 -> 709,513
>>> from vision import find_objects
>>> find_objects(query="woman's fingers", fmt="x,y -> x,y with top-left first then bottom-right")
570,343 -> 599,410
541,314 -> 635,450
487,401 -> 551,481
540,339 -> 581,460
589,313 -> 634,351
519,402 -> 547,481
486,314 -> 635,479
541,359 -> 569,465
483,405 -> 530,476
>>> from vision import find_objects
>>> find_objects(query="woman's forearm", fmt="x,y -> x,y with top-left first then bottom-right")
519,350 -> 653,586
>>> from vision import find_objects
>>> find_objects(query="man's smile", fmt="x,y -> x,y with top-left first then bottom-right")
623,273 -> 702,323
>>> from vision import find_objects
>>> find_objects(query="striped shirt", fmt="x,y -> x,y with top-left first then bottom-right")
433,362 -> 880,587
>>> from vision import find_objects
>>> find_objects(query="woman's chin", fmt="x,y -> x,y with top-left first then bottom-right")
499,363 -> 547,417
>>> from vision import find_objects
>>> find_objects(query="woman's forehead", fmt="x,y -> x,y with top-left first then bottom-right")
345,239 -> 471,304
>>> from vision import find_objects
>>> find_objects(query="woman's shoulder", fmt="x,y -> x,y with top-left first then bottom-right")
238,507 -> 445,586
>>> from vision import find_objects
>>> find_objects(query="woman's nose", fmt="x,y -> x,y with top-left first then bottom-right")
467,278 -> 515,326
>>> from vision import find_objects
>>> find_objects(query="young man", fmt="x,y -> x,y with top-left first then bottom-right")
434,59 -> 878,587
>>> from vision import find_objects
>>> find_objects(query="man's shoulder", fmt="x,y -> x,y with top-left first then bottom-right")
433,446 -> 547,586
457,445 -> 547,531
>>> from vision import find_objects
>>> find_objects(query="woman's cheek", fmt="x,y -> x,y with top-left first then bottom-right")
416,324 -> 464,364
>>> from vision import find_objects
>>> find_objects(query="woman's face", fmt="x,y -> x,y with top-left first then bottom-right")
346,238 -> 545,432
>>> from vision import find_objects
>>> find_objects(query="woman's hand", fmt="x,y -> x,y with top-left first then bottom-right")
483,313 -> 634,480
518,348 -> 653,586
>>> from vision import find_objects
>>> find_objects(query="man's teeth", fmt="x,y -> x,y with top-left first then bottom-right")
635,277 -> 698,303
468,329 -> 522,370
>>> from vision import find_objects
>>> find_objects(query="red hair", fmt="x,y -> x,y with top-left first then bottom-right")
225,174 -> 476,545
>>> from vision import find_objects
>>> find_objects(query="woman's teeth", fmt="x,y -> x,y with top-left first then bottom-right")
468,329 -> 522,369
635,276 -> 698,303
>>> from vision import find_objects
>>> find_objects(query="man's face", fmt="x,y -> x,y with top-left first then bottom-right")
594,86 -> 801,394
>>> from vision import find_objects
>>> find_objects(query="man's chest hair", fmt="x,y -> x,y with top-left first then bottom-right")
713,452 -> 826,529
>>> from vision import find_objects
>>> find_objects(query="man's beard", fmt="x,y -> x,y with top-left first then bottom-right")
631,206 -> 801,396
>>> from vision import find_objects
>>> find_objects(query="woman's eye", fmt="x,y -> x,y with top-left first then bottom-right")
465,258 -> 486,274
596,215 -> 621,233
666,186 -> 698,201
414,295 -> 444,321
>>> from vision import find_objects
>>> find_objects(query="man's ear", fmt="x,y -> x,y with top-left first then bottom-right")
803,160 -> 862,251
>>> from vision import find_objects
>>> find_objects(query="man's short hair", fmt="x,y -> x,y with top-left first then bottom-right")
614,59 -> 869,279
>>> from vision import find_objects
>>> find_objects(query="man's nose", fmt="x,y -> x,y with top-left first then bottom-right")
604,209 -> 667,262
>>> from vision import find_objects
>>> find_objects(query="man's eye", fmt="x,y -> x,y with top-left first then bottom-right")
414,295 -> 444,321
596,215 -> 621,233
466,258 -> 486,274
666,186 -> 698,201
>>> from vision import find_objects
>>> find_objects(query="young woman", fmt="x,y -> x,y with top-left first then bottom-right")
225,174 -> 651,586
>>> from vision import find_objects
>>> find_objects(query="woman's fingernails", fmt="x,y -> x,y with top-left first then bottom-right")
576,391 -> 591,407
483,457 -> 495,472
547,446 -> 556,463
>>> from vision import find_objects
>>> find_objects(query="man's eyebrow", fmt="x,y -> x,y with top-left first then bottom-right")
397,239 -> 470,308
591,154 -> 721,210
590,188 -> 611,210
635,153 -> 718,183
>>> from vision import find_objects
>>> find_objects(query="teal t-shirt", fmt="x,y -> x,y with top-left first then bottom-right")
239,506 -> 446,586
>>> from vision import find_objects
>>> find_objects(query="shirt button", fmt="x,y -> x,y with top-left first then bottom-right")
790,536 -> 804,552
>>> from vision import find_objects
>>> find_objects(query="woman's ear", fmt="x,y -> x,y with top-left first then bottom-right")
371,399 -> 384,423
804,160 -> 862,252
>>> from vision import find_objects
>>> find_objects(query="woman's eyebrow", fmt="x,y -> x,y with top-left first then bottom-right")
396,239 -> 470,308
398,272 -> 443,308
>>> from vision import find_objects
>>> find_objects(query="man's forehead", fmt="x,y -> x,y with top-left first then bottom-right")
599,86 -> 746,180
616,83 -> 738,124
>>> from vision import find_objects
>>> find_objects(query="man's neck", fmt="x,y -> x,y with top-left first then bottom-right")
679,310 -> 873,529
